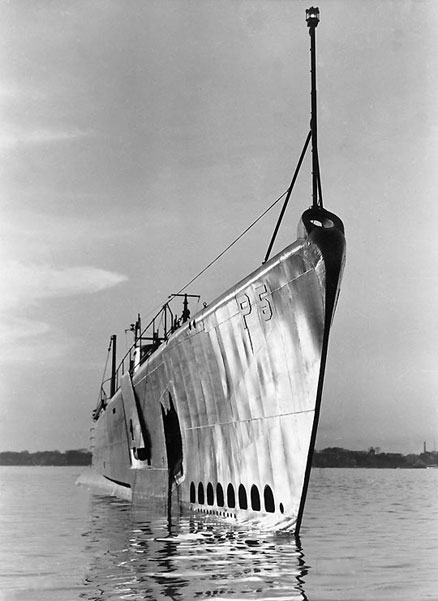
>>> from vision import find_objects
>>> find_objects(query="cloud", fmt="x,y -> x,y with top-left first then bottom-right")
0,261 -> 127,363
1,261 -> 127,311
0,316 -> 70,363
0,208 -> 131,267
0,126 -> 92,150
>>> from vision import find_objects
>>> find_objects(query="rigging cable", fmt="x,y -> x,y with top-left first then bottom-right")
134,184 -> 291,344
175,187 -> 290,296
138,130 -> 315,333
263,130 -> 312,264
316,159 -> 323,208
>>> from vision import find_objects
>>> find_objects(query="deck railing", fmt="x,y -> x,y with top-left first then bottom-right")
93,294 -> 200,420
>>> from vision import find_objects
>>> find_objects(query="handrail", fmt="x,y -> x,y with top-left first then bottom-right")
93,293 -> 200,420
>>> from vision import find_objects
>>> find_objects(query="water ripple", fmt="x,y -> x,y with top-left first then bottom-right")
79,497 -> 308,600
1,466 -> 437,600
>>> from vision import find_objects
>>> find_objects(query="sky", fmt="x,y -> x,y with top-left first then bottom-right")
1,0 -> 437,455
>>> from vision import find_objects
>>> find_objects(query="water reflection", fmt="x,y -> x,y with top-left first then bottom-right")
81,494 -> 309,600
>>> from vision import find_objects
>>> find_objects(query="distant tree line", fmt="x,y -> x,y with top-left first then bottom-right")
2,447 -> 437,468
0,449 -> 91,466
312,447 -> 438,469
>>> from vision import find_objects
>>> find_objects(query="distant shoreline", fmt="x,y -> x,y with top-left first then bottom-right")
0,449 -> 91,466
312,447 -> 438,469
1,447 -> 437,468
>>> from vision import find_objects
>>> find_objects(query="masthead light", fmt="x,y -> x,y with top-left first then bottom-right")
306,6 -> 320,28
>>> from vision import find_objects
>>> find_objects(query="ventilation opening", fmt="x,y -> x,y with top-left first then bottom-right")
190,482 -> 196,503
198,483 -> 204,504
264,485 -> 275,513
227,484 -> 235,508
216,483 -> 224,507
238,484 -> 248,510
251,485 -> 261,511
161,392 -> 183,480
207,483 -> 214,505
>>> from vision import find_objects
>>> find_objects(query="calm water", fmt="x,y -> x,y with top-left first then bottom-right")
0,467 -> 437,600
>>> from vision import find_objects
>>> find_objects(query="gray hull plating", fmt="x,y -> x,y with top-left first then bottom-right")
92,214 -> 345,531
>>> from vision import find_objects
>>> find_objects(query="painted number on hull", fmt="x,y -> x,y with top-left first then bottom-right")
237,293 -> 252,330
256,284 -> 273,321
237,284 -> 272,329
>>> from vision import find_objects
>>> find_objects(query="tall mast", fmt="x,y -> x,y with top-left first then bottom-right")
306,7 -> 322,208
110,334 -> 117,398
262,7 -> 323,263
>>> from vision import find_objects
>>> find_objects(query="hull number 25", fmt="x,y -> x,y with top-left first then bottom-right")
236,284 -> 273,329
